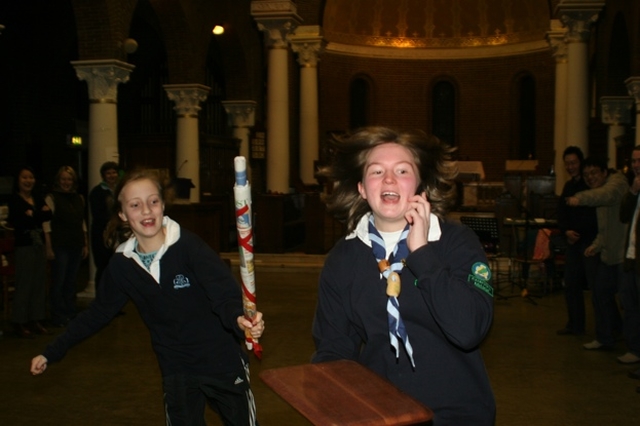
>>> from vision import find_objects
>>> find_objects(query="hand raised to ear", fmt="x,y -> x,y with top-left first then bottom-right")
405,192 -> 430,253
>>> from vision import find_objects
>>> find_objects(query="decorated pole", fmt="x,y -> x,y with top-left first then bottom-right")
233,156 -> 263,358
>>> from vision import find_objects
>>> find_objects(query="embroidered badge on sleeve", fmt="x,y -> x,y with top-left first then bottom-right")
469,262 -> 493,297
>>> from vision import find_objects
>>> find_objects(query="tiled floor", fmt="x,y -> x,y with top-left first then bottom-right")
1,257 -> 638,425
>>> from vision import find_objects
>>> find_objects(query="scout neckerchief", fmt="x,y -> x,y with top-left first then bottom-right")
368,215 -> 415,367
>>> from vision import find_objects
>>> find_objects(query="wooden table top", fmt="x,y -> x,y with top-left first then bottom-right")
260,360 -> 433,426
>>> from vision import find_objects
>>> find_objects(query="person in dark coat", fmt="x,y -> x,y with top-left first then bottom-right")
312,127 -> 495,426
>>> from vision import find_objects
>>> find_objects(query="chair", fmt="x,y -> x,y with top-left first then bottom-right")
509,224 -> 557,295
0,233 -> 16,321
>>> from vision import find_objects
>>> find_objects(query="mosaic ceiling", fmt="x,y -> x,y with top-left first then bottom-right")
323,0 -> 551,50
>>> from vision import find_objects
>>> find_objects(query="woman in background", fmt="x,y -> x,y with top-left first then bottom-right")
44,166 -> 88,327
7,166 -> 52,337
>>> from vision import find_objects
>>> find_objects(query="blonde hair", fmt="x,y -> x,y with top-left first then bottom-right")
53,166 -> 79,192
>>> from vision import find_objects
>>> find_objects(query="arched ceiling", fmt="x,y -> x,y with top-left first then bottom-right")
323,0 -> 553,59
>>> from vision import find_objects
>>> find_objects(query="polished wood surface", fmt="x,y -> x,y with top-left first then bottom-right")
260,360 -> 433,426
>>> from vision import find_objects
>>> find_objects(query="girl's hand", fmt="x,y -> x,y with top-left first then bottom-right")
237,311 -> 265,340
30,355 -> 48,375
405,191 -> 430,252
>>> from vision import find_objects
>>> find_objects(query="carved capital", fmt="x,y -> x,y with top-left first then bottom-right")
546,20 -> 567,63
221,100 -> 257,128
600,96 -> 634,125
71,60 -> 135,102
164,84 -> 210,117
251,0 -> 301,48
555,1 -> 605,43
625,77 -> 640,107
289,25 -> 326,67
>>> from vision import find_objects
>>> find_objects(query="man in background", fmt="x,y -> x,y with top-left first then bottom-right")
88,162 -> 119,289
567,157 -> 628,351
618,145 -> 640,377
556,147 -> 598,336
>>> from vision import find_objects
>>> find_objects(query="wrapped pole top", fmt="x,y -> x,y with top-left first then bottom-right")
234,156 -> 247,186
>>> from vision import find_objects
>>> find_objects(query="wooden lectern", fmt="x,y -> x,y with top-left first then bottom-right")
260,360 -> 433,426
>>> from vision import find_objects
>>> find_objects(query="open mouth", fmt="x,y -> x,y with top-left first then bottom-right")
381,191 -> 400,201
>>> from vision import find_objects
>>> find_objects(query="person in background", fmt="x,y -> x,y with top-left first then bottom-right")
566,157 -> 628,351
7,166 -> 52,338
311,127 -> 495,425
618,145 -> 640,380
88,161 -> 119,288
556,146 -> 598,336
43,166 -> 88,328
31,169 -> 265,425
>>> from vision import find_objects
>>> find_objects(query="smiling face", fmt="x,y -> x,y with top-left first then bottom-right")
103,168 -> 119,189
583,165 -> 607,189
357,143 -> 420,232
563,153 -> 581,180
17,169 -> 35,195
117,178 -> 165,252
58,171 -> 75,192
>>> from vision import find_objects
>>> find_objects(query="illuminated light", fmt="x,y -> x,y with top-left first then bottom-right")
70,136 -> 82,146
212,25 -> 224,35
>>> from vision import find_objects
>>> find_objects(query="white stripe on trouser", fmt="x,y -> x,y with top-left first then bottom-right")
241,357 -> 257,426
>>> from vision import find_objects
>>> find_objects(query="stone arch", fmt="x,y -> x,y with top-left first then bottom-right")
71,0 -> 137,60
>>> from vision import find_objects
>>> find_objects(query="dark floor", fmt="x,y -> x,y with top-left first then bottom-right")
1,256 -> 639,425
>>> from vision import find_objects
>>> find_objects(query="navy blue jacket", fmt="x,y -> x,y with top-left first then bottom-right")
43,228 -> 247,377
312,218 -> 495,426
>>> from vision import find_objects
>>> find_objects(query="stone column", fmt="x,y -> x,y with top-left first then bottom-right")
251,0 -> 301,193
626,77 -> 640,147
555,1 -> 605,155
72,59 -> 134,296
164,84 -> 210,203
546,20 -> 568,195
600,96 -> 633,168
289,25 -> 326,186
222,101 -> 257,182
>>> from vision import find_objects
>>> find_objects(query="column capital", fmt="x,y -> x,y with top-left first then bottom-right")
251,0 -> 302,48
289,25 -> 326,68
221,100 -> 257,128
71,59 -> 135,102
546,20 -> 568,63
555,1 -> 605,43
164,84 -> 210,117
625,77 -> 640,106
600,96 -> 634,125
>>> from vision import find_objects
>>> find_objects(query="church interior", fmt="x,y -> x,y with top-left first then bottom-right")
1,0 -> 640,424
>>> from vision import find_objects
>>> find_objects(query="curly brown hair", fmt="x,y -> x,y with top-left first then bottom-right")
318,126 -> 458,233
